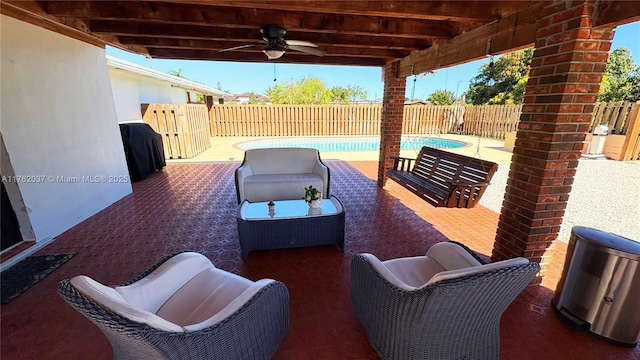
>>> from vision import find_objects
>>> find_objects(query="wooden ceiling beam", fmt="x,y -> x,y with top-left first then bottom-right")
44,1 -> 459,39
91,21 -> 431,50
1,1 -> 106,47
593,0 -> 640,28
147,48 -> 385,66
170,0 -> 535,22
397,4 -> 542,78
115,36 -> 410,59
91,21 -> 259,42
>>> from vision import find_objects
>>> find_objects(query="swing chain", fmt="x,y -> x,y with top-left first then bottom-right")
410,64 -> 417,101
474,134 -> 482,159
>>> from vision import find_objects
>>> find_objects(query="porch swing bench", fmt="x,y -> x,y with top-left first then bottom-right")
387,146 -> 498,209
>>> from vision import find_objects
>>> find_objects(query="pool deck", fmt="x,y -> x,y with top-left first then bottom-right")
173,134 -> 515,164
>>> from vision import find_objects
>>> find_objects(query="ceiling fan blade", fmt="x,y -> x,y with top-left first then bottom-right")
288,45 -> 326,57
286,40 -> 318,48
219,44 -> 258,52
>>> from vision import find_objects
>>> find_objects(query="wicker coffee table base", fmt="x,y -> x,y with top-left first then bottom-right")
237,198 -> 345,259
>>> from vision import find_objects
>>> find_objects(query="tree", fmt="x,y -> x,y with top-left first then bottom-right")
248,92 -> 258,104
168,69 -> 185,78
267,77 -> 369,105
628,67 -> 640,102
597,47 -> 640,102
216,82 -> 231,94
266,77 -> 332,104
467,48 -> 533,105
348,85 -> 368,103
330,85 -> 368,104
427,89 -> 456,105
331,86 -> 351,104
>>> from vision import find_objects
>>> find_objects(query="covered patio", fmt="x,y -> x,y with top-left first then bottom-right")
3,0 -> 639,280
1,160 -> 637,359
1,1 -> 639,359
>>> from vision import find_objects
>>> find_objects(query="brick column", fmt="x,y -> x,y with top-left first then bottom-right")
492,1 -> 614,283
378,61 -> 406,187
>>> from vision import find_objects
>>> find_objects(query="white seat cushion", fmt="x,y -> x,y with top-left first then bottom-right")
70,253 -> 277,334
245,148 -> 320,174
366,243 -> 528,290
70,275 -> 184,333
156,267 -> 253,328
378,242 -> 483,289
426,242 -> 483,271
181,279 -> 274,332
243,173 -> 323,202
382,256 -> 445,288
115,252 -> 214,313
424,257 -> 530,286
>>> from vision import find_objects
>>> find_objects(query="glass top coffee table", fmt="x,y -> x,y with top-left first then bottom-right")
237,196 -> 345,259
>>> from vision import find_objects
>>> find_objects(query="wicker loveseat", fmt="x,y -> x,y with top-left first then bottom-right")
235,147 -> 330,203
350,242 -> 539,360
58,252 -> 289,360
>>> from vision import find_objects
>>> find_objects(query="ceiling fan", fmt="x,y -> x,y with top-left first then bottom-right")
219,25 -> 325,60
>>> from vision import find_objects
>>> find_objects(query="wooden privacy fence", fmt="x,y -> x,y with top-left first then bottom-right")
458,105 -> 522,138
141,103 -> 210,159
590,101 -> 638,135
598,101 -> 640,160
209,104 -> 523,139
404,105 -> 459,134
208,102 -> 638,139
140,101 -> 639,160
209,104 -> 382,136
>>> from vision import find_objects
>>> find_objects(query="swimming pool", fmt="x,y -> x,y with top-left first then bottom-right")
237,136 -> 468,152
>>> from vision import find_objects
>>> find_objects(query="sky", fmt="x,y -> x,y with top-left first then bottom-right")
107,21 -> 639,101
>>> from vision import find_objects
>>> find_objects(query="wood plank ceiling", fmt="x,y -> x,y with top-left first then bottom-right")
3,1 -> 638,77
3,0 -> 538,68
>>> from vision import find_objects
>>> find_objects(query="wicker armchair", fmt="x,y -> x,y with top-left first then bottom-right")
58,252 -> 289,360
350,242 -> 539,360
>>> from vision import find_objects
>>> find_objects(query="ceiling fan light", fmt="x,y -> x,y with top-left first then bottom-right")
263,49 -> 285,60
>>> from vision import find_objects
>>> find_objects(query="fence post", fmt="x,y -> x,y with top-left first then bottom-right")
619,101 -> 640,161
205,95 -> 215,137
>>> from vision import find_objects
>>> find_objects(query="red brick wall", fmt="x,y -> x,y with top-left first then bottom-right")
493,1 -> 614,282
377,62 -> 406,187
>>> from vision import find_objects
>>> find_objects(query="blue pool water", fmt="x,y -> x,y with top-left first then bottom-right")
237,136 -> 467,152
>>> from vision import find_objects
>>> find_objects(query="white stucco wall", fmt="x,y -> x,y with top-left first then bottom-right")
1,15 -> 132,244
108,68 -> 188,122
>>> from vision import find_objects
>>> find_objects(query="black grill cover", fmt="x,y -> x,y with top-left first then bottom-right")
119,123 -> 165,181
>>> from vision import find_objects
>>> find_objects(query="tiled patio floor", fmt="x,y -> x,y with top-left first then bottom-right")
1,161 -> 638,359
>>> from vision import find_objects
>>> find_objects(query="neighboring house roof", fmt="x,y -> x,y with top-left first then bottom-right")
106,55 -> 230,97
405,100 -> 429,105
222,92 -> 271,103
